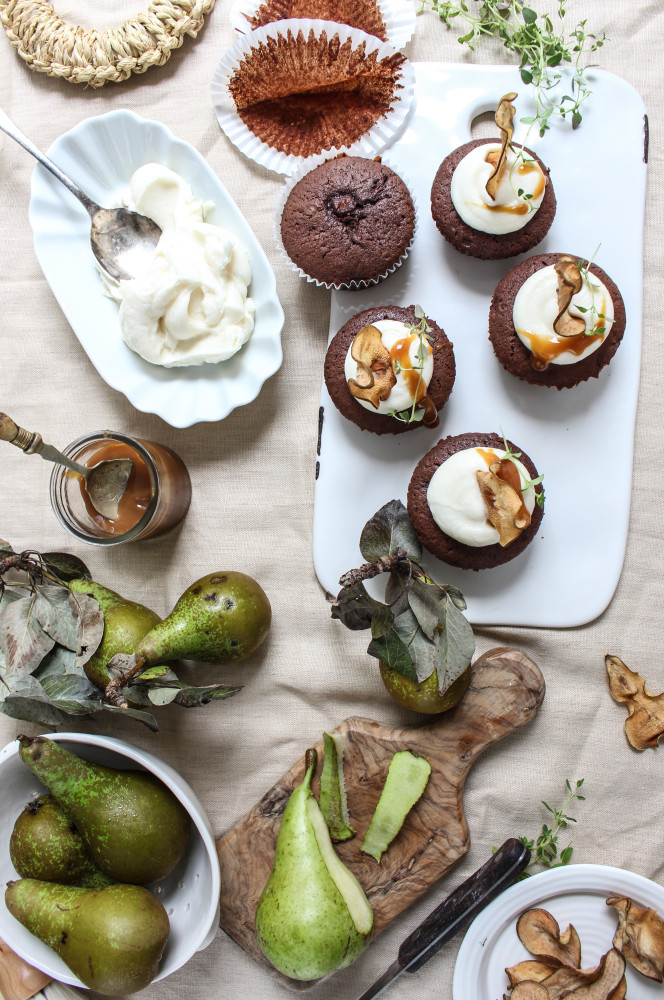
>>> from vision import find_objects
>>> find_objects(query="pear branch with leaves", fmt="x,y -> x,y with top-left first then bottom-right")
330,501 -> 476,712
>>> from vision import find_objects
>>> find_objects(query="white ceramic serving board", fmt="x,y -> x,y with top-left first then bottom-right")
313,63 -> 647,627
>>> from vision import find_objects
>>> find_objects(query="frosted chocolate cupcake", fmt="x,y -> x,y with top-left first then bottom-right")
279,156 -> 415,288
407,432 -> 544,570
430,94 -> 555,260
489,252 -> 626,389
324,305 -> 455,434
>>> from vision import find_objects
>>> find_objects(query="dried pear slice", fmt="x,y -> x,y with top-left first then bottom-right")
516,908 -> 582,968
605,654 -> 664,750
507,983 -> 551,1000
476,467 -> 529,547
548,948 -> 625,999
348,324 -> 396,408
361,751 -> 431,863
553,255 -> 585,338
319,732 -> 356,843
607,895 -> 664,982
486,91 -> 518,200
506,960 -> 557,987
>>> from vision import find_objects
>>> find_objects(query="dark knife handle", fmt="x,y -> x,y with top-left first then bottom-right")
398,837 -> 530,974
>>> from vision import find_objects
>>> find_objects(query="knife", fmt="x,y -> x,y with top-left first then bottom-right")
356,837 -> 530,1000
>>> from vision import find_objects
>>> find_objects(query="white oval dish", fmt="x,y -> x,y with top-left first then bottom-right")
29,111 -> 284,428
453,864 -> 664,1000
0,732 -> 221,988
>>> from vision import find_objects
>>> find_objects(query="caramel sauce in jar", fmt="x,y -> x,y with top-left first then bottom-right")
50,432 -> 191,545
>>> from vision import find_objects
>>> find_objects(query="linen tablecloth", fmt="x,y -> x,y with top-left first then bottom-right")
0,2 -> 663,998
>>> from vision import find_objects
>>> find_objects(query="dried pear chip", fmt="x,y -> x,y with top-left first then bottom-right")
553,255 -> 585,338
486,91 -> 518,200
319,732 -> 356,843
476,467 -> 529,547
548,948 -> 625,999
348,324 -> 396,408
605,654 -> 664,750
361,750 -> 431,863
516,908 -> 582,968
607,895 -> 664,982
507,983 -> 551,1000
506,960 -> 556,987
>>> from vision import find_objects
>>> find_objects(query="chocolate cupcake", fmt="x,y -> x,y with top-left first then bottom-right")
324,305 -> 455,434
407,432 -> 544,570
430,138 -> 555,260
241,0 -> 389,40
279,156 -> 415,288
489,253 -> 626,389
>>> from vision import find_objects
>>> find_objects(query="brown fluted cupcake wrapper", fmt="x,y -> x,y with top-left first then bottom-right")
211,18 -> 415,176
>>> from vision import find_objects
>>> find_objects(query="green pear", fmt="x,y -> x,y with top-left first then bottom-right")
379,661 -> 471,714
134,571 -> 271,667
255,748 -> 373,981
5,879 -> 169,995
69,579 -> 161,690
18,736 -> 190,884
10,794 -> 112,888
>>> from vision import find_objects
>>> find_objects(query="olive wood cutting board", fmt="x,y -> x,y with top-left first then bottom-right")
216,647 -> 545,981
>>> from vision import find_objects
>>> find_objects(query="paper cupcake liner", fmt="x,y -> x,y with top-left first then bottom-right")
273,151 -> 418,291
229,0 -> 417,50
211,18 -> 416,176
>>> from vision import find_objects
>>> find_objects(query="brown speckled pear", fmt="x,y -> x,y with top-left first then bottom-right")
10,794 -> 112,888
5,880 -> 170,995
18,737 -> 190,884
134,571 -> 271,666
68,579 -> 161,689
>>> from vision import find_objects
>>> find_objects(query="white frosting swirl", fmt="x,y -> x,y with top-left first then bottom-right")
513,264 -> 614,366
450,143 -> 546,235
343,319 -> 434,419
105,164 -> 255,368
426,447 -> 537,547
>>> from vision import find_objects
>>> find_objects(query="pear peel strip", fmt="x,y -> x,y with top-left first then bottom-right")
486,91 -> 518,201
319,732 -> 356,843
553,255 -> 586,338
361,750 -> 431,862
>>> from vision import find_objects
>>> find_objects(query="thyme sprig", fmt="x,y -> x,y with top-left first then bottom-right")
417,0 -> 607,135
388,304 -> 433,425
518,778 -> 586,877
499,428 -> 545,508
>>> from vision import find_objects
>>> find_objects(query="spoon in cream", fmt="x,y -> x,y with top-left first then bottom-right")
0,108 -> 161,282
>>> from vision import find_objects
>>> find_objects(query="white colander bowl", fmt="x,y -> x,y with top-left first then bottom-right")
0,732 -> 220,988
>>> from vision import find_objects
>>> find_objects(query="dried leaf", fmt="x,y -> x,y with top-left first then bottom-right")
486,91 -> 517,199
33,584 -> 78,650
607,895 -> 664,982
0,595 -> 55,673
606,654 -> 664,750
173,683 -> 243,708
69,592 -> 104,670
34,644 -> 79,678
367,624 -> 417,682
434,593 -> 476,693
331,581 -> 394,635
553,255 -> 585,337
393,608 -> 437,683
0,539 -> 15,557
99,702 -> 159,731
0,672 -> 70,726
359,499 -> 422,562
40,673 -> 100,714
408,577 -> 442,640
384,567 -> 411,618
42,552 -> 91,584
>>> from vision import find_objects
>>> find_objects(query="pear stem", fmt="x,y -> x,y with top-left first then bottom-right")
104,655 -> 149,706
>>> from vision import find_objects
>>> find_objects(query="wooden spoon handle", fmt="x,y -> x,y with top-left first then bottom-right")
0,414 -> 43,454
0,938 -> 51,1000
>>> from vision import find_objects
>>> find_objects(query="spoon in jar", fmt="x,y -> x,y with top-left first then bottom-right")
0,108 -> 161,283
0,414 -> 132,521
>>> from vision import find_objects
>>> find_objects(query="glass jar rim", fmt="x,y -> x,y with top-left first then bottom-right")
49,430 -> 159,546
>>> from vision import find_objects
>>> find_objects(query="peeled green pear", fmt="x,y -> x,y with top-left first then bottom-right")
134,571 -> 271,667
10,794 -> 112,888
18,736 -> 190,884
69,579 -> 161,690
255,748 -> 373,981
5,879 -> 169,995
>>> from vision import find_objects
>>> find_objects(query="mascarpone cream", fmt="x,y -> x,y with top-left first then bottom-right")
513,264 -> 614,366
426,447 -> 537,547
343,319 -> 434,420
450,143 -> 546,235
105,164 -> 255,367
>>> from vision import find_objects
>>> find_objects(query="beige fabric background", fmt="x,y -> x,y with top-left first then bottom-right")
0,1 -> 662,998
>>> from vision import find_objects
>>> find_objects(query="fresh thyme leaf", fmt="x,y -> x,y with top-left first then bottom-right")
514,778 -> 586,878
418,0 -> 607,135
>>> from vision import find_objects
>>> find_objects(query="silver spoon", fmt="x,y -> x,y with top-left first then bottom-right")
0,108 -> 162,283
0,413 -> 132,521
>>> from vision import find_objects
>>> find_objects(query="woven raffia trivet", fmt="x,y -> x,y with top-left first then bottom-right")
0,0 -> 215,87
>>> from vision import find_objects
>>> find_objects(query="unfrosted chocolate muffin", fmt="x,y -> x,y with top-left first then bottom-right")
280,156 -> 415,288
324,305 -> 455,434
430,139 -> 556,260
245,0 -> 388,40
407,432 -> 544,570
489,253 -> 626,389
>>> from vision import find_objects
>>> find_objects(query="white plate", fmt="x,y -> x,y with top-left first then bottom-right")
453,864 -> 664,1000
313,63 -> 647,626
29,111 -> 284,428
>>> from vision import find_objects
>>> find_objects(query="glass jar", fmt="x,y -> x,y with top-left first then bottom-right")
49,431 -> 191,545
